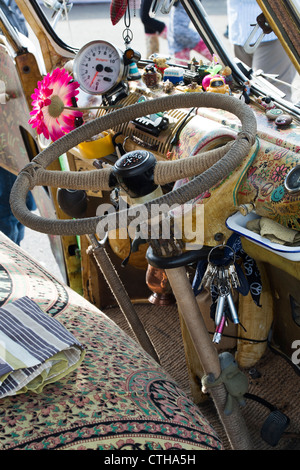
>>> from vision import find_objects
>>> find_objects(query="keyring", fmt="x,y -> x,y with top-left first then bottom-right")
207,244 -> 236,265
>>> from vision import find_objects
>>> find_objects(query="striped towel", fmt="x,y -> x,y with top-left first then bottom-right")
0,297 -> 85,398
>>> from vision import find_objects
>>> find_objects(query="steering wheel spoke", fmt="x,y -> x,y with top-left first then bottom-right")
36,167 -> 113,192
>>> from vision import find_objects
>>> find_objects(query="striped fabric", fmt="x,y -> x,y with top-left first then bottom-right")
0,297 -> 85,398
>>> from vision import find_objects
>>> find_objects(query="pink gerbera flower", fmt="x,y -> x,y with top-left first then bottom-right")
28,68 -> 83,141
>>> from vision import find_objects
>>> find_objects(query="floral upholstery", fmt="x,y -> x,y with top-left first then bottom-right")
0,233 -> 223,450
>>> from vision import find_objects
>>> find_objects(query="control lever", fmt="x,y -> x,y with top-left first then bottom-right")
43,0 -> 73,29
160,0 -> 177,14
112,132 -> 126,159
149,0 -> 176,15
243,13 -> 272,53
149,0 -> 162,17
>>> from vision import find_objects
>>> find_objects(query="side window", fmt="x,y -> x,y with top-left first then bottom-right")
0,0 -> 28,37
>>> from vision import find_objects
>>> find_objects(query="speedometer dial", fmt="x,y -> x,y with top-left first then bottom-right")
73,40 -> 126,95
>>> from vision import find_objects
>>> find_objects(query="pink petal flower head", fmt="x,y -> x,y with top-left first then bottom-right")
28,68 -> 83,141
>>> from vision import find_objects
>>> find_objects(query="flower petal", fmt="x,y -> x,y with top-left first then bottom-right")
28,68 -> 81,141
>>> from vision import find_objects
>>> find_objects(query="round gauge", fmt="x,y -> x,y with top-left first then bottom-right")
114,150 -> 156,175
113,150 -> 157,198
73,40 -> 126,95
284,165 -> 300,193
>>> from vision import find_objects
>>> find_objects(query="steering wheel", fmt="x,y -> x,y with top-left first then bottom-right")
10,93 -> 256,237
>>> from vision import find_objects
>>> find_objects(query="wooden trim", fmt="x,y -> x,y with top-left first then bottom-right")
256,0 -> 300,73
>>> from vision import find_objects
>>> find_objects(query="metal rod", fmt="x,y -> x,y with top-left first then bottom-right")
86,234 -> 160,364
165,266 -> 253,450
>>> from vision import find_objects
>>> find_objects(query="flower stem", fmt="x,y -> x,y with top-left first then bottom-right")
64,104 -> 122,111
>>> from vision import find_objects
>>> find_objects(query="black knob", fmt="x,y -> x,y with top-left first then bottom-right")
113,150 -> 157,198
57,189 -> 87,218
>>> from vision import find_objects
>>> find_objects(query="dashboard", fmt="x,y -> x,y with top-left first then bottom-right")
71,40 -> 300,223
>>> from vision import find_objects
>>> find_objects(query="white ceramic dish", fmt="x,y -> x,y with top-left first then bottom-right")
226,211 -> 300,261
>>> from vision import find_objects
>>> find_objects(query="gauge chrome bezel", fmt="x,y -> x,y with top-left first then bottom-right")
73,40 -> 126,95
284,165 -> 300,194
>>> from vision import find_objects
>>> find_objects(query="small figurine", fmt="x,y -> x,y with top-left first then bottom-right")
188,57 -> 199,72
211,53 -> 221,66
257,95 -> 276,110
183,61 -> 210,85
163,66 -> 184,84
127,61 -> 141,81
185,81 -> 203,93
202,352 -> 248,416
240,80 -> 251,104
142,64 -> 161,88
202,73 -> 222,90
206,76 -> 230,94
162,79 -> 174,94
153,56 -> 169,78
205,63 -> 223,77
222,66 -> 233,88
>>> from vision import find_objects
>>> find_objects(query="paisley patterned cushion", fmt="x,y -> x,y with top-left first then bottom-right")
0,234 -> 223,450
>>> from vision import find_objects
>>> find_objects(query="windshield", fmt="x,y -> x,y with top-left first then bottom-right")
25,0 -> 300,107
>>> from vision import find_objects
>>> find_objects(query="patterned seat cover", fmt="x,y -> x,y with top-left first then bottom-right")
0,233 -> 223,450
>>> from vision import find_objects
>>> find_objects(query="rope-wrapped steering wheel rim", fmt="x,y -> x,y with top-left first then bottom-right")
10,93 -> 257,236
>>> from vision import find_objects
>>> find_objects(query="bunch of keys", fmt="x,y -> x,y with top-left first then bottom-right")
200,245 -> 241,344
